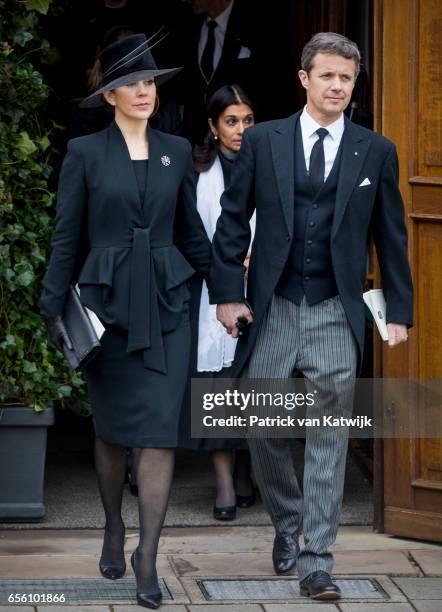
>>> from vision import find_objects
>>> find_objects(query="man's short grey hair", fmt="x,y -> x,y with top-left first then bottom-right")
301,32 -> 361,77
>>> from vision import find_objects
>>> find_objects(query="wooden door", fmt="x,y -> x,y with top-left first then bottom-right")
374,0 -> 442,541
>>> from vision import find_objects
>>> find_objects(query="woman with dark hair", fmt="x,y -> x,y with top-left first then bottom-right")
179,83 -> 256,521
40,34 -> 211,609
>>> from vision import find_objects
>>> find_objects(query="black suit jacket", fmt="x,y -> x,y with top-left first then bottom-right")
183,0 -> 256,144
209,111 -> 413,374
40,121 -> 211,373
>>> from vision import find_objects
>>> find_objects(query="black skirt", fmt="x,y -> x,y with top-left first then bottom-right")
85,310 -> 190,448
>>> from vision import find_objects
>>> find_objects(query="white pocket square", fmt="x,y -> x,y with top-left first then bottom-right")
237,45 -> 251,59
359,178 -> 371,187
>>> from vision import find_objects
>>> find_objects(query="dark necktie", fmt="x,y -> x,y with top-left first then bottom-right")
200,20 -> 217,82
309,128 -> 329,195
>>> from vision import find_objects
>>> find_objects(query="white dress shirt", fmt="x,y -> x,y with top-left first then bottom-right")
300,106 -> 345,181
198,0 -> 234,74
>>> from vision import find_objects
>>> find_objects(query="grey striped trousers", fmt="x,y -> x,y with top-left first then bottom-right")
247,294 -> 357,579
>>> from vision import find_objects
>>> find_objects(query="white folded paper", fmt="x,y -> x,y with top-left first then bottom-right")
363,289 -> 389,341
74,285 -> 106,340
84,307 -> 106,340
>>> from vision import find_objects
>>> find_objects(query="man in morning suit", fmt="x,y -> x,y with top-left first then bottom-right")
209,32 -> 413,600
183,0 -> 256,143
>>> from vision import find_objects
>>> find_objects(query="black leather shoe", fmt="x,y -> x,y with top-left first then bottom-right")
130,551 -> 162,609
233,467 -> 256,508
299,570 -> 341,600
213,505 -> 236,521
99,560 -> 126,580
272,533 -> 299,575
99,529 -> 126,580
236,489 -> 256,508
136,592 -> 162,610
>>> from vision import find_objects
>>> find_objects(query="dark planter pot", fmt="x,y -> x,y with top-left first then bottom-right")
0,406 -> 54,521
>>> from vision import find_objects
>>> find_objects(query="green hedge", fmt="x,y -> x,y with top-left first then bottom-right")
0,0 -> 87,411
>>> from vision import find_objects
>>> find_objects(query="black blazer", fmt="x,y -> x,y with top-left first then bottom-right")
209,111 -> 413,374
40,121 -> 211,373
182,0 -> 256,143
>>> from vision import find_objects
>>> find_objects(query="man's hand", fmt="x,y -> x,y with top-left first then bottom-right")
387,323 -> 408,347
216,302 -> 253,338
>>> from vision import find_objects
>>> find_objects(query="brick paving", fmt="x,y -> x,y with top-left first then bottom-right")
0,526 -> 441,610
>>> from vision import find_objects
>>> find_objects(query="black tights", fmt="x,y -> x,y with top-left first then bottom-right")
94,438 -> 126,569
132,447 -> 174,593
95,437 -> 174,594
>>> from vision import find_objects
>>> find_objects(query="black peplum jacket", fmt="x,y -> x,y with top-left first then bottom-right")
40,121 -> 211,374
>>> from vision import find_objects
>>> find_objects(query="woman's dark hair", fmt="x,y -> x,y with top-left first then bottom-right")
193,84 -> 254,173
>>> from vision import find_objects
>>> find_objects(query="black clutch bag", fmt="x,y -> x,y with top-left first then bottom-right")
61,286 -> 102,370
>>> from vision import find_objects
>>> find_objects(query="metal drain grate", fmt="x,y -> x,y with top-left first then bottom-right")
0,578 -> 172,605
198,577 -> 388,601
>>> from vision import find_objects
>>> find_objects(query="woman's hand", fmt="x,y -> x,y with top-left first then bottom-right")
44,315 -> 73,351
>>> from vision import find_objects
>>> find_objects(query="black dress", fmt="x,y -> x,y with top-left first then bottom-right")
178,150 -> 247,451
87,160 -> 187,449
40,122 -> 211,449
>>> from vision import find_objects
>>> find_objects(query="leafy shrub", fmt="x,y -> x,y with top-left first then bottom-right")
0,0 -> 87,410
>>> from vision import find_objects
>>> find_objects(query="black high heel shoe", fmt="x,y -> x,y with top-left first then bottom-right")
99,560 -> 126,580
131,549 -> 162,610
236,489 -> 256,508
99,529 -> 126,580
233,469 -> 256,509
213,504 -> 237,521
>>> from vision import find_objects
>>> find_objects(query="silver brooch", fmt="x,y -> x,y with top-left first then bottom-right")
161,155 -> 171,166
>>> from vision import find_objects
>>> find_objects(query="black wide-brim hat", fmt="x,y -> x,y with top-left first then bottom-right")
80,32 -> 182,108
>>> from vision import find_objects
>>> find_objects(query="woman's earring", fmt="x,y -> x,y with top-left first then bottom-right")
214,134 -> 219,141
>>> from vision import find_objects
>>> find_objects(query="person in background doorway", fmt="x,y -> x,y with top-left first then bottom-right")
179,84 -> 256,520
182,0 -> 257,144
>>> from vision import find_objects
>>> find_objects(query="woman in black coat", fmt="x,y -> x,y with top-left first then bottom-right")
40,34 -> 211,610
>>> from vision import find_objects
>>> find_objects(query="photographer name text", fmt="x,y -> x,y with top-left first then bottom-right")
202,415 -> 372,429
